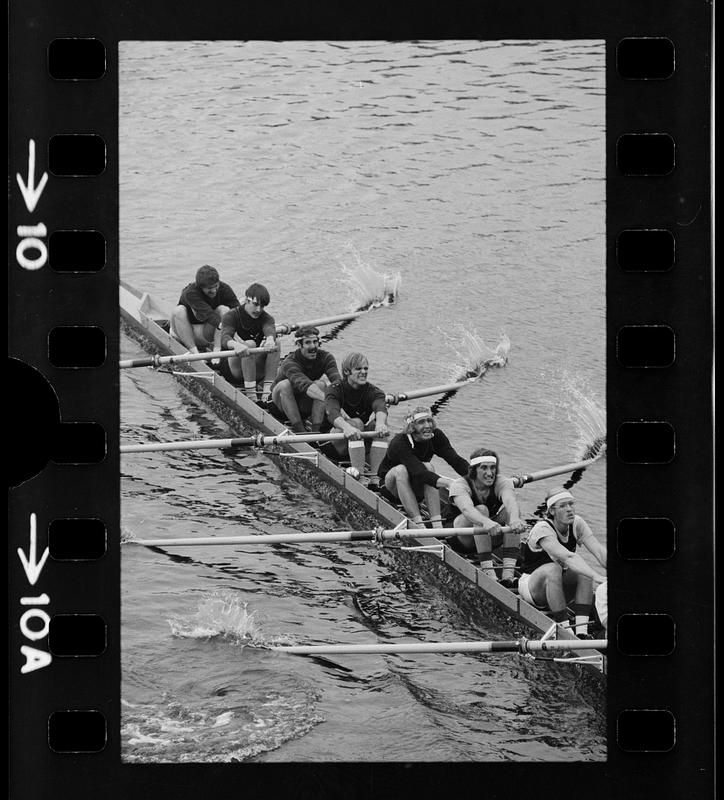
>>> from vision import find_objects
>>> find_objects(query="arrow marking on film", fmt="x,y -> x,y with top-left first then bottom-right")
18,513 -> 49,586
16,140 -> 48,213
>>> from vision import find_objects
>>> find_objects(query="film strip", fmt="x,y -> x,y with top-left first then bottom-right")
9,4 -> 713,798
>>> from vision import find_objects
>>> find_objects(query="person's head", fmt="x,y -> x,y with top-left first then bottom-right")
341,352 -> 369,386
545,486 -> 576,524
295,325 -> 321,359
468,448 -> 499,487
243,283 -> 271,318
403,406 -> 436,439
195,265 -> 220,298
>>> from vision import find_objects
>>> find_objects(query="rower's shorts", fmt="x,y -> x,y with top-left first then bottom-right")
517,573 -> 548,610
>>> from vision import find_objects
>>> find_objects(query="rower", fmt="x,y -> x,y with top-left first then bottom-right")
170,265 -> 240,354
517,487 -> 607,637
445,448 -> 527,585
376,406 -> 468,528
219,283 -> 280,402
324,352 -> 390,484
270,325 -> 342,434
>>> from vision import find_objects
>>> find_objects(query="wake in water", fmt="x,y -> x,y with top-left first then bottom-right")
322,244 -> 401,341
167,591 -> 295,648
430,328 -> 511,415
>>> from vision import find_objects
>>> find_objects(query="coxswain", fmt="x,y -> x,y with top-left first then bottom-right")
324,352 -> 389,483
170,265 -> 240,354
219,283 -> 280,402
517,487 -> 607,637
377,406 -> 468,528
270,326 -> 342,433
446,448 -> 527,585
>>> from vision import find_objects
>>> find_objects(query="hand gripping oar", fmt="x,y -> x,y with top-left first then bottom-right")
120,346 -> 271,369
121,429 -> 387,454
127,525 -> 511,547
269,637 -> 607,656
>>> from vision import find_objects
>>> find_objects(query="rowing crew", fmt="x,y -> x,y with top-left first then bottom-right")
170,266 -> 607,635
375,410 -> 607,635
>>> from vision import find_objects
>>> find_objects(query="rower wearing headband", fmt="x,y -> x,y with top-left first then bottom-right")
517,487 -> 607,638
376,406 -> 468,527
270,326 -> 342,434
445,448 -> 526,587
220,282 -> 279,402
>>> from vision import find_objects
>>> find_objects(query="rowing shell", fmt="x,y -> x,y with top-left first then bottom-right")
119,280 -> 605,682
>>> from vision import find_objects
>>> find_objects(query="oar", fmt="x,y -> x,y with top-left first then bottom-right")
270,638 -> 607,656
120,346 -> 270,369
127,525 -> 510,547
521,445 -> 607,518
385,378 -> 477,405
121,429 -> 387,454
275,311 -> 367,336
511,455 -> 603,488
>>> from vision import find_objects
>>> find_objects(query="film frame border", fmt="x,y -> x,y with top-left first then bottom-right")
8,2 -> 713,797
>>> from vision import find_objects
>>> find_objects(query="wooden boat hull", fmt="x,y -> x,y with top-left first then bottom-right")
120,280 -> 605,686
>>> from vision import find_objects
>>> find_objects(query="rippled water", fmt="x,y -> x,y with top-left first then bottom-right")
119,39 -> 606,762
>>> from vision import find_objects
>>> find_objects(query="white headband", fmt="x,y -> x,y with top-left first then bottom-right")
408,411 -> 433,422
470,455 -> 497,466
546,490 -> 574,509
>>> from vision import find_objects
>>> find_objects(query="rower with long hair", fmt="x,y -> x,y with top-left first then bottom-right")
445,448 -> 527,586
376,406 -> 468,527
518,487 -> 607,637
324,352 -> 390,484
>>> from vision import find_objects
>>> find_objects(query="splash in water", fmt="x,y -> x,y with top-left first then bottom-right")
121,526 -> 138,544
167,591 -> 295,647
442,325 -> 511,380
337,243 -> 401,310
550,371 -> 607,460
529,372 -> 607,517
321,245 -> 401,341
429,328 -> 510,415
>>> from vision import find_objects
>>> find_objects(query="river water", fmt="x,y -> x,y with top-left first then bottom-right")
119,39 -> 606,762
